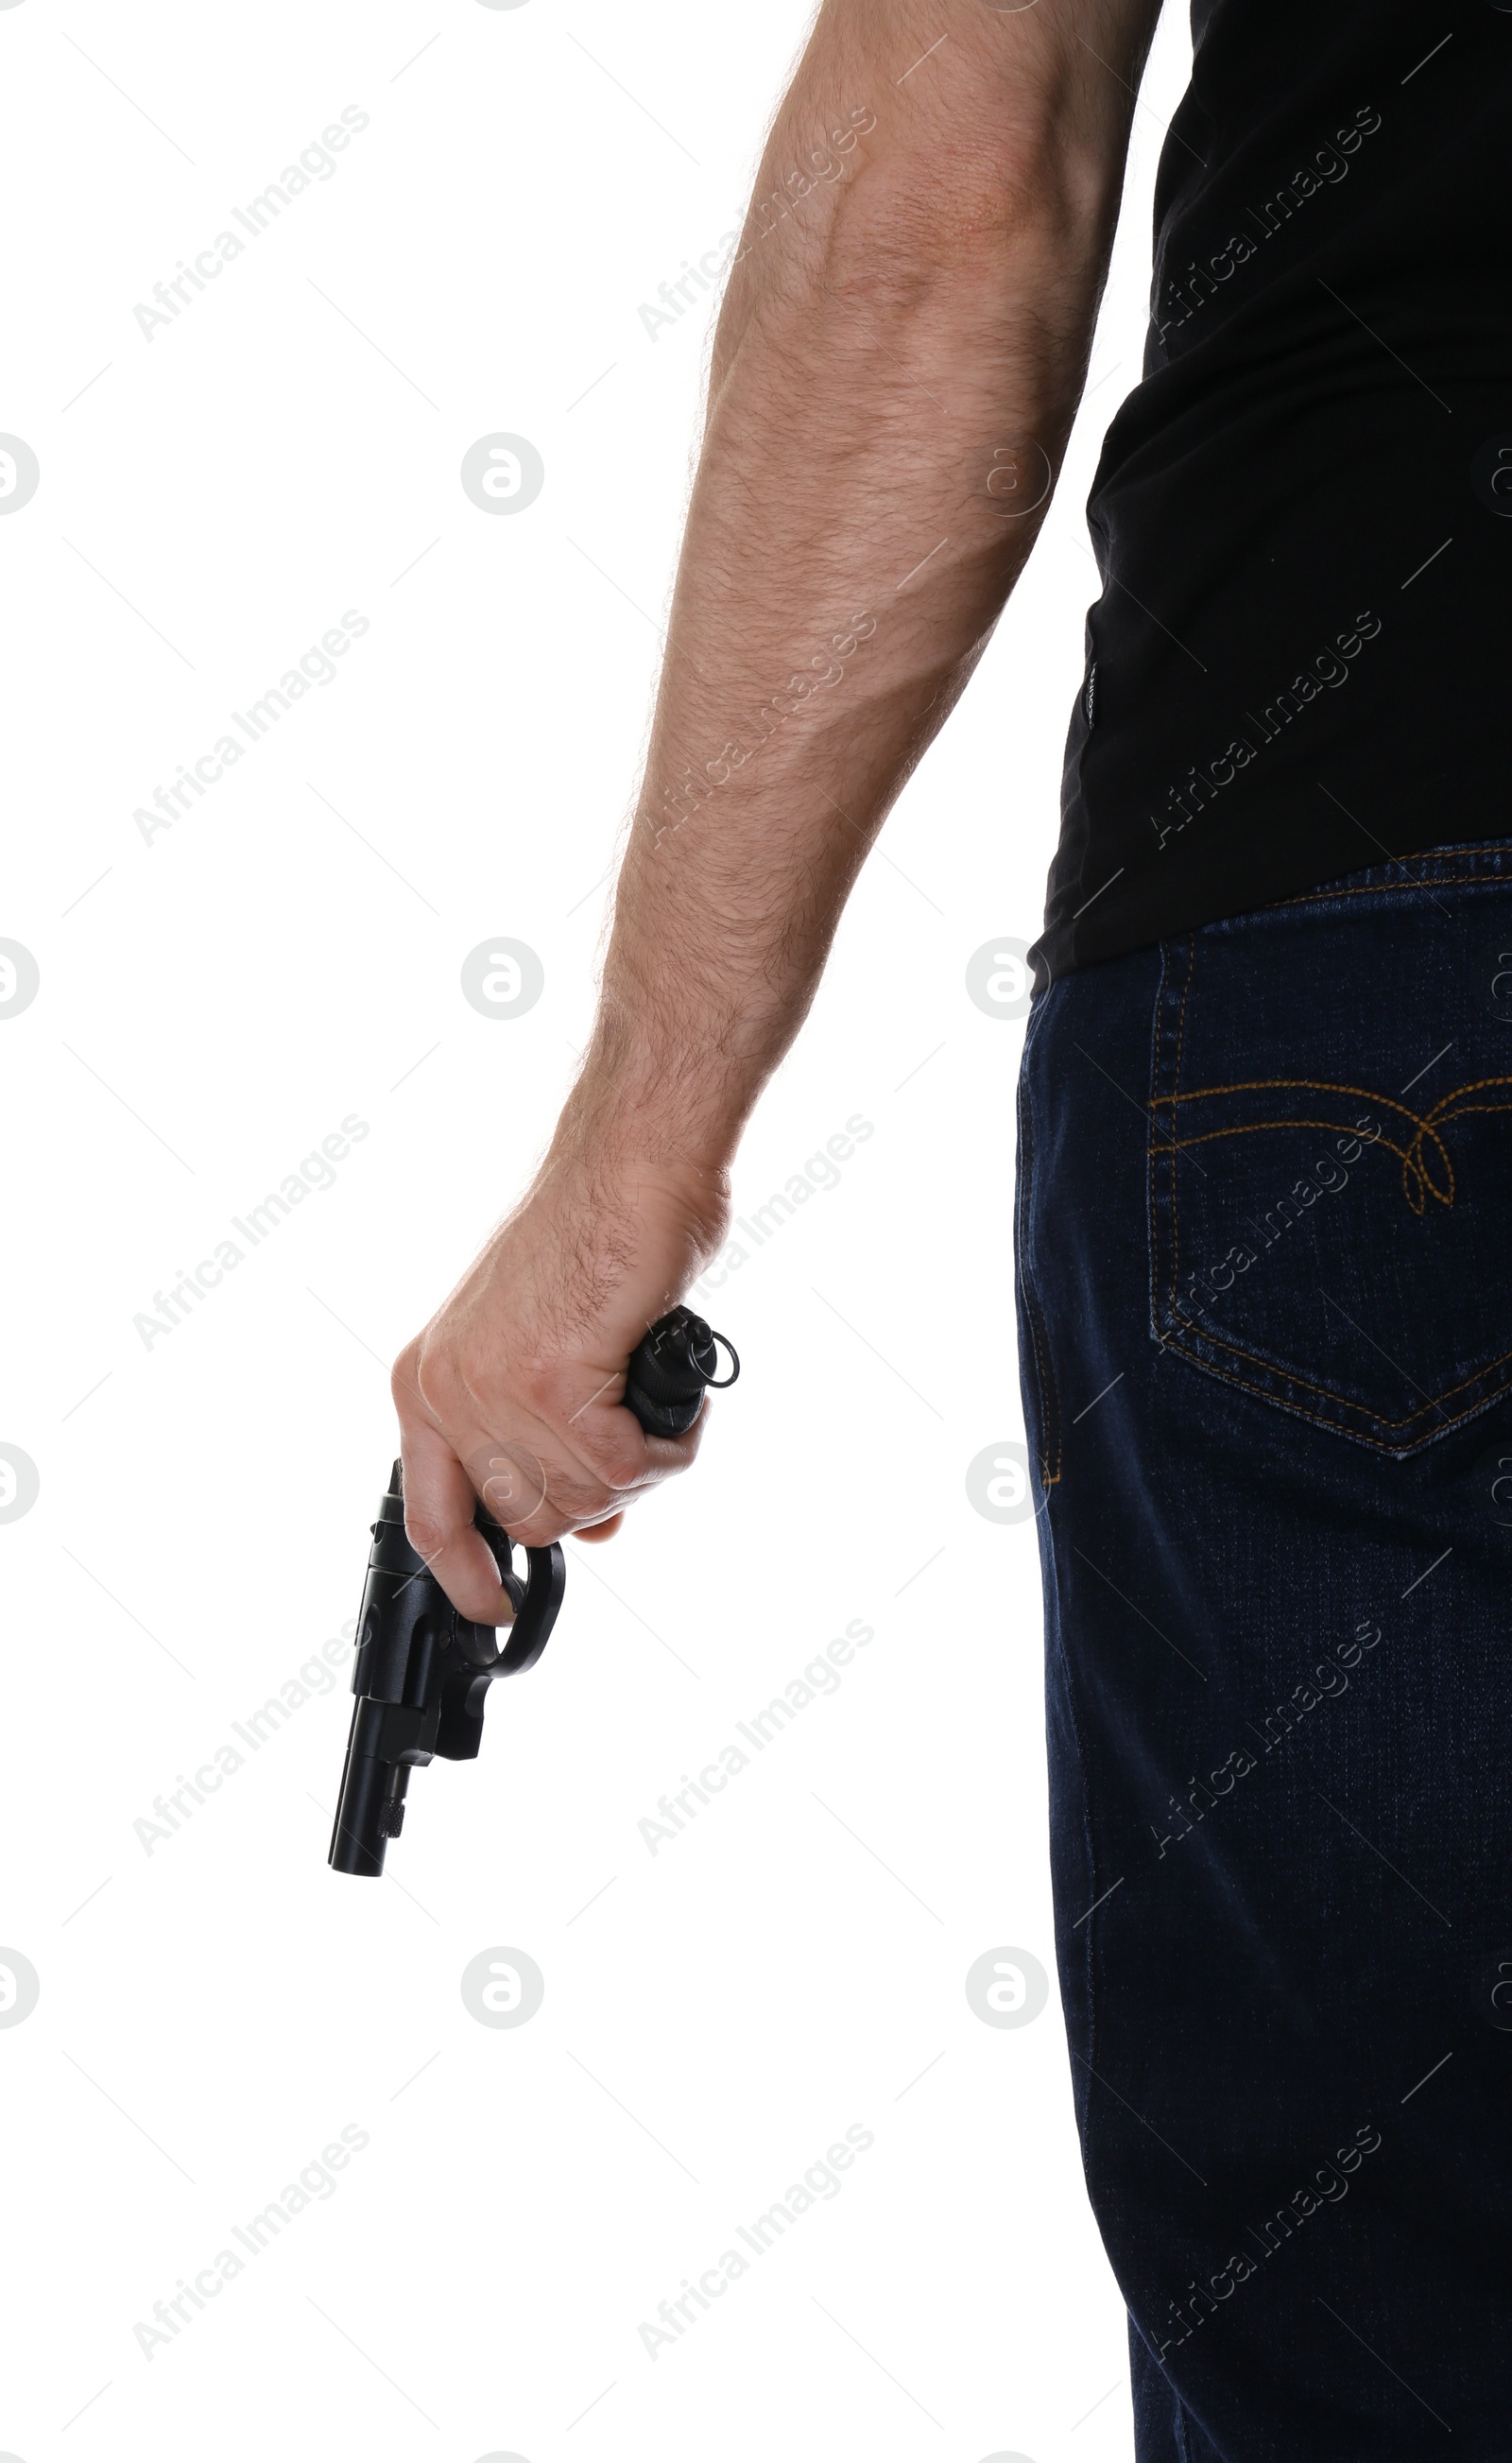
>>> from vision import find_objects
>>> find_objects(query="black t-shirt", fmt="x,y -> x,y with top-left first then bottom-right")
1030,0 -> 1512,989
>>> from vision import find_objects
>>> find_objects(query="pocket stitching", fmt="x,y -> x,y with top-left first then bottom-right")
1161,1310 -> 1512,1438
1156,1071 -> 1512,1216
1153,1328 -> 1512,1455
1148,943 -> 1512,1451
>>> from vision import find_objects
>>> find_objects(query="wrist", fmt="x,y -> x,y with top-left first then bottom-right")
558,1008 -> 754,1188
541,1093 -> 734,1264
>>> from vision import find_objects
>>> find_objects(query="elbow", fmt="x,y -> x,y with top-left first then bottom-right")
819,127 -> 1112,317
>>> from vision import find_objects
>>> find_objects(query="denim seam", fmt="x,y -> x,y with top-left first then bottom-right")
1149,937 -> 1196,1346
1041,1466 -> 1101,2154
1169,937 -> 1197,1297
1017,997 -> 1095,2139
1153,1330 -> 1512,1454
1273,866 -> 1512,908
1016,1050 -> 1063,1490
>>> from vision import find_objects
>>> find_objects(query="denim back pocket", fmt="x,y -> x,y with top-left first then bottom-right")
1147,860 -> 1512,1455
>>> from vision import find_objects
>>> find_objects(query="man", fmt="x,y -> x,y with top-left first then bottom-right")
394,3 -> 1512,2451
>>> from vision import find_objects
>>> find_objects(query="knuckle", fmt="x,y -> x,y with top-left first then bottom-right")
404,1509 -> 447,1559
541,1462 -> 618,1525
413,1345 -> 468,1428
390,1339 -> 422,1414
591,1431 -> 644,1490
509,1352 -> 561,1420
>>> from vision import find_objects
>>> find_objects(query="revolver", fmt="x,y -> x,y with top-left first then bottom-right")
328,1306 -> 738,1875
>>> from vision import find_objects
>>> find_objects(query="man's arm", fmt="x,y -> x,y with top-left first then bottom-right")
394,0 -> 1161,1619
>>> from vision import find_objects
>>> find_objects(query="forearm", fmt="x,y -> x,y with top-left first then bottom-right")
394,0 -> 1161,1589
558,0 -> 1155,1190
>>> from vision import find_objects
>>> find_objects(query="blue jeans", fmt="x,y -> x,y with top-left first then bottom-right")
1016,844 -> 1512,2460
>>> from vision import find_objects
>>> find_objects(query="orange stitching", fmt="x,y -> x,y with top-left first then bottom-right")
1156,1118 -> 1396,1149
1422,1074 -> 1512,1118
1149,1118 -> 1453,1215
1367,842 -> 1505,859
1269,863 -> 1512,910
1403,1076 -> 1512,1203
1161,1297 -> 1512,1427
1161,1073 -> 1512,1207
1150,906 -> 1512,1437
1409,1097 -> 1512,1202
1161,1075 -> 1441,1126
1154,1076 -> 1462,1213
1153,1332 -> 1487,1454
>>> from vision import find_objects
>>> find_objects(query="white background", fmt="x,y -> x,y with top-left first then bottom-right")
0,2 -> 1189,2454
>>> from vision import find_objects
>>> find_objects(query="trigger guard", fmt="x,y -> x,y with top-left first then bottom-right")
464,1515 -> 566,1681
475,1515 -> 526,1611
493,1543 -> 566,1677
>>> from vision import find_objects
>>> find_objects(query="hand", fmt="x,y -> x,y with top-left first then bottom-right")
390,1136 -> 730,1624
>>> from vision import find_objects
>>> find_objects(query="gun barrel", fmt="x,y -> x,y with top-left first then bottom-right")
329,1698 -> 411,1876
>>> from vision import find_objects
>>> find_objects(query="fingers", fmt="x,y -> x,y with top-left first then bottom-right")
396,1412 -> 515,1628
526,1413 -> 702,1531
390,1327 -> 713,1621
